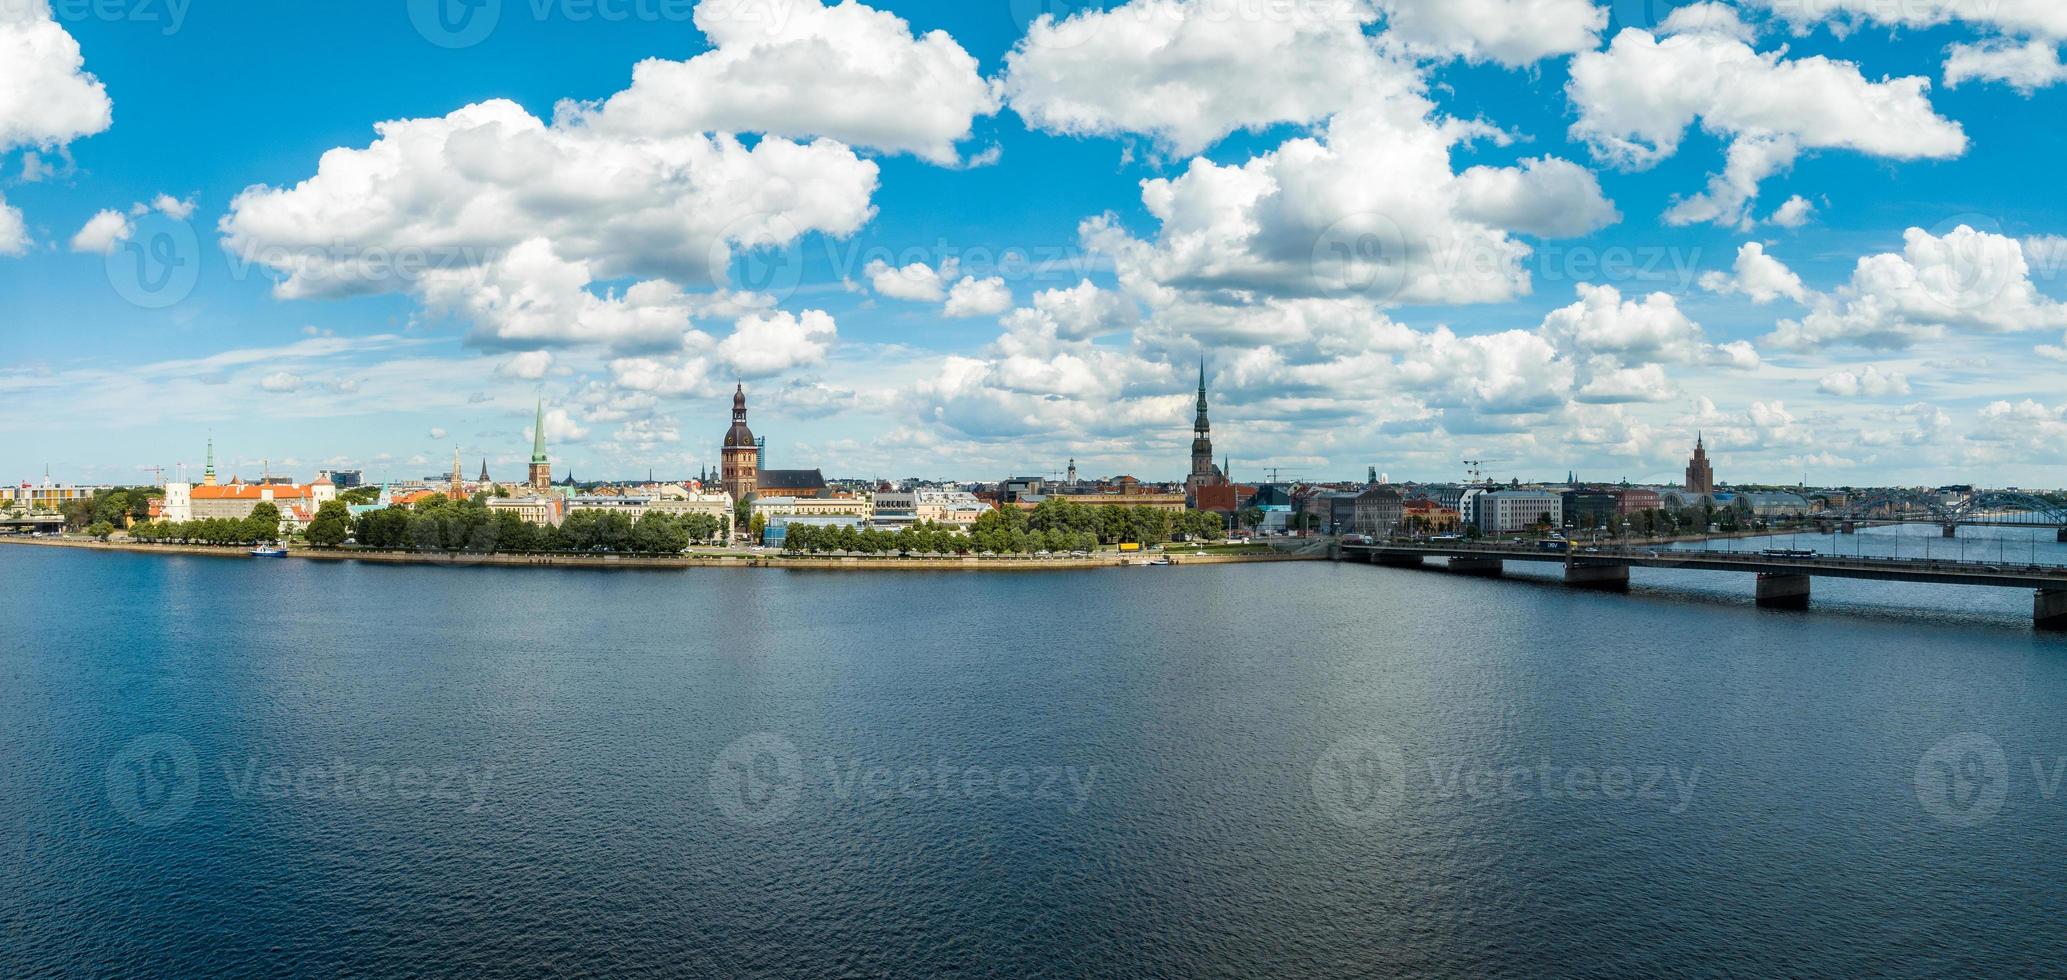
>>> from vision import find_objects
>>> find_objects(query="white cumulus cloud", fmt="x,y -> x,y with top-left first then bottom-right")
1700,242 -> 1808,304
220,99 -> 878,350
68,208 -> 131,254
1567,21 -> 1966,226
0,197 -> 29,256
1003,0 -> 1412,156
943,276 -> 1012,318
1374,0 -> 1605,65
1,1 -> 113,258
1945,38 -> 2067,92
0,0 -> 112,152
718,309 -> 838,377
864,257 -> 952,302
1770,225 -> 2067,349
1819,366 -> 1912,397
560,0 -> 999,165
1089,90 -> 1615,308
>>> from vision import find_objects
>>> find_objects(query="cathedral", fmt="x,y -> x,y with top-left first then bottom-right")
721,383 -> 758,501
1185,357 -> 1229,506
718,384 -> 826,501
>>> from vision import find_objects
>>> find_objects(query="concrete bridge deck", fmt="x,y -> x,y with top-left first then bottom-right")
1341,541 -> 2067,629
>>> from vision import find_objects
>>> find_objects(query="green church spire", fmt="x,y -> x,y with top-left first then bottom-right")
530,399 -> 547,464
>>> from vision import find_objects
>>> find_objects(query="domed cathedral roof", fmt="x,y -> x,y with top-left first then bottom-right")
723,383 -> 756,449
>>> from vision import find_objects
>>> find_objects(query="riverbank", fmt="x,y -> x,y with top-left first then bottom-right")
0,535 -> 1322,570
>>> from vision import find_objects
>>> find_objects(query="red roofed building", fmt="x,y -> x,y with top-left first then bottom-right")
1193,483 -> 1255,515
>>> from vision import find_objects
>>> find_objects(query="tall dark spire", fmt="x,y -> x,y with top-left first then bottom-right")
1188,353 -> 1220,503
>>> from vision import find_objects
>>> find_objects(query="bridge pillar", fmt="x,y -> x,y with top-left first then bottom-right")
1755,573 -> 1812,610
1375,554 -> 1425,569
2056,528 -> 2066,544
2038,590 -> 2067,631
1840,522 -> 1857,535
1447,558 -> 1503,577
1942,524 -> 1958,539
1565,562 -> 1630,591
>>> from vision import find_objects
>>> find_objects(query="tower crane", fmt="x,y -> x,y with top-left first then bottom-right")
1462,458 -> 1504,484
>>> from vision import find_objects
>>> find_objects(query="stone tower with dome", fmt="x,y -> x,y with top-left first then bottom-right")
721,383 -> 758,502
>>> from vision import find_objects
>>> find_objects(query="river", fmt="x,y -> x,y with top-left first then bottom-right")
3,529 -> 2063,976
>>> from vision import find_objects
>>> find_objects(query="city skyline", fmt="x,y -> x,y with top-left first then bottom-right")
7,2 -> 2067,488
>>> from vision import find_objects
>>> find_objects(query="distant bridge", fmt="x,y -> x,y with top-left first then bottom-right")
1340,540 -> 2067,630
0,515 -> 63,534
1820,490 -> 2067,538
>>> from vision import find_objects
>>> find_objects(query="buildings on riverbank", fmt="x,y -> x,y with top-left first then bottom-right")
42,384 -> 1967,548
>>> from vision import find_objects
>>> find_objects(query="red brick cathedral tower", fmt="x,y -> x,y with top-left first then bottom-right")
721,384 -> 758,501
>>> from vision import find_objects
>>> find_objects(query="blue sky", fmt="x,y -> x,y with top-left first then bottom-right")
5,0 -> 2067,488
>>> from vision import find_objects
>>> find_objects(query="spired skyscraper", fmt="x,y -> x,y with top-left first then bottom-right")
528,399 -> 552,492
1186,357 -> 1228,506
1685,433 -> 1715,496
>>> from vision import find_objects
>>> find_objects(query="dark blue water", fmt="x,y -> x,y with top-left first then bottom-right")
4,539 -> 2065,977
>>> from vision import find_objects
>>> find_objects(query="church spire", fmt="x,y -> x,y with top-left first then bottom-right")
1187,352 -> 1221,504
528,398 -> 552,493
531,399 -> 547,462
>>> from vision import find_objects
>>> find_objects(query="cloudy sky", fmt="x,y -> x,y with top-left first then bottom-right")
5,0 -> 2066,488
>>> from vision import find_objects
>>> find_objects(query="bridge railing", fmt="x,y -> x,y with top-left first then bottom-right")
1350,540 -> 2066,577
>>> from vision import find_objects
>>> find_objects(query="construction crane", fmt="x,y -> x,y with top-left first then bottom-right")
1462,458 -> 1504,484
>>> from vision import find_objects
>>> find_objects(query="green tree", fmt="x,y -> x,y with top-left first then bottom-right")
632,512 -> 689,554
596,512 -> 635,552
306,500 -> 352,548
493,510 -> 538,552
87,520 -> 114,541
245,502 -> 283,543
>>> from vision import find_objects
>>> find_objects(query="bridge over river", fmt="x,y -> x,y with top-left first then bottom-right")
1820,489 -> 2067,540
0,515 -> 64,534
1340,541 -> 2067,630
